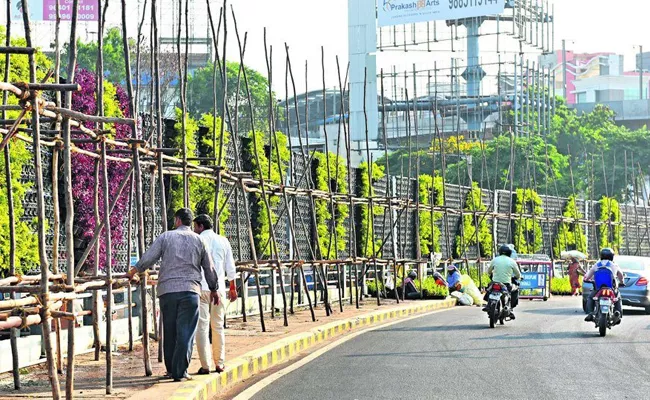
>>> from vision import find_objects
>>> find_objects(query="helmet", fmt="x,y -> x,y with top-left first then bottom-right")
447,264 -> 457,271
408,271 -> 417,279
498,244 -> 512,257
600,248 -> 615,261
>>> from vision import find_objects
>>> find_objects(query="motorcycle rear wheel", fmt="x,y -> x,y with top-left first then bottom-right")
599,313 -> 607,337
489,303 -> 498,328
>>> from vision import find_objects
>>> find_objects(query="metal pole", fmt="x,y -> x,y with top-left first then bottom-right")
562,39 -> 567,100
639,46 -> 643,100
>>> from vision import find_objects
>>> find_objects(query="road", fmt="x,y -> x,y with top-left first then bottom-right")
247,298 -> 650,400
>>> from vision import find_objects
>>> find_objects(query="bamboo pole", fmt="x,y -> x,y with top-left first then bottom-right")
101,138 -> 114,394
20,1 -> 61,397
3,0 -> 20,389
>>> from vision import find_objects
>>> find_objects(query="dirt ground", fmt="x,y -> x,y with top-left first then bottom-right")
0,297 -> 409,400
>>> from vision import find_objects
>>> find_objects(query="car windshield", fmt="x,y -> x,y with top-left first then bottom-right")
617,259 -> 649,271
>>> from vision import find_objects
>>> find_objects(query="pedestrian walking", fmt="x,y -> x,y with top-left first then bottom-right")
567,257 -> 586,296
127,208 -> 219,382
192,214 -> 238,374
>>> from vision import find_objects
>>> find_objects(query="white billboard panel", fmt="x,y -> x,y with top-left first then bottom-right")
377,0 -> 506,27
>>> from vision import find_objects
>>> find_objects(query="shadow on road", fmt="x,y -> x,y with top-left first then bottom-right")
523,307 -> 583,315
473,331 -> 593,340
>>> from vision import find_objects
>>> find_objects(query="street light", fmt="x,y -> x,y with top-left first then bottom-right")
634,45 -> 645,100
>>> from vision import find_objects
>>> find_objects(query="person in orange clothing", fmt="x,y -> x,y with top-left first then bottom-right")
567,257 -> 586,296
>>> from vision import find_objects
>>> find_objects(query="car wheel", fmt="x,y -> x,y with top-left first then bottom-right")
645,306 -> 650,315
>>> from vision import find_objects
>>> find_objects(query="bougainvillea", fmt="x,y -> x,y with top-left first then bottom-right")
418,174 -> 443,255
455,182 -> 493,258
71,68 -> 131,272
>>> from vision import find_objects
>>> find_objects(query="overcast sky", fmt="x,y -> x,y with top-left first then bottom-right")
2,0 -> 647,93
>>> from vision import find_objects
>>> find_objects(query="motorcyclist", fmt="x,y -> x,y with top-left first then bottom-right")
583,248 -> 625,323
483,244 -> 522,318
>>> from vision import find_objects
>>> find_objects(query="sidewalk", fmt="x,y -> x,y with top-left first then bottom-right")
0,298 -> 457,400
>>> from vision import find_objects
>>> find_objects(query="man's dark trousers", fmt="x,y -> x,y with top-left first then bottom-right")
159,291 -> 200,379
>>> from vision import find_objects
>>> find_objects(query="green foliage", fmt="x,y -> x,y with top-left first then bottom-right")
599,196 -> 623,253
61,27 -> 135,84
418,174 -> 443,255
447,134 -> 572,196
366,278 -> 384,296
167,110 -> 231,232
514,188 -> 544,254
413,277 -> 449,298
550,276 -> 573,295
455,183 -> 493,258
246,131 -> 290,257
313,152 -> 348,259
0,139 -> 39,276
358,161 -> 385,258
553,196 -> 587,257
187,61 -> 272,133
0,28 -> 51,276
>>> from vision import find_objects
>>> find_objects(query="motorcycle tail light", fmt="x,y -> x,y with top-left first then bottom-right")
636,277 -> 648,286
492,283 -> 501,291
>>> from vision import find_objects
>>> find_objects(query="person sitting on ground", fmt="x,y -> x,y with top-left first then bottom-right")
403,270 -> 421,299
447,264 -> 462,292
433,270 -> 447,287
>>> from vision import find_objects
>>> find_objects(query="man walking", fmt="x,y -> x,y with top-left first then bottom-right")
127,209 -> 219,382
193,214 -> 238,374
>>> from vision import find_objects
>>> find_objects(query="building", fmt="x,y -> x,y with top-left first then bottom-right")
542,50 -> 650,130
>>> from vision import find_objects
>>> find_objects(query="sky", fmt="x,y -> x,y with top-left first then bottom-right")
1,0 -> 648,94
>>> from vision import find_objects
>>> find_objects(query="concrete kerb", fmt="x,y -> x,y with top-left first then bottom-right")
166,298 -> 457,400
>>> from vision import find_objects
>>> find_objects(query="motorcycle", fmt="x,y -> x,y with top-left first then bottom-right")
484,279 -> 519,328
587,279 -> 625,337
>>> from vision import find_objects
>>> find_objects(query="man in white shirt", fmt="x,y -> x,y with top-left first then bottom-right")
192,214 -> 238,374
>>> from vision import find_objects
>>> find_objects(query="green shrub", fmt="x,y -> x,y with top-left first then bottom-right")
367,279 -> 385,296
357,161 -> 385,258
553,195 -> 587,257
418,174 -> 443,254
414,277 -> 449,298
514,188 -> 544,254
599,196 -> 623,253
456,182 -> 493,258
550,277 -> 572,295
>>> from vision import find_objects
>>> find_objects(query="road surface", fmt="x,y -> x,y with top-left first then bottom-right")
248,297 -> 650,399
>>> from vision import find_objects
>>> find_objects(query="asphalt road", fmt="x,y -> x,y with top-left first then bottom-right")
250,298 -> 650,400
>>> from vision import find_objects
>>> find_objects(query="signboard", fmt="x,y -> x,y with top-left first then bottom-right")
519,271 -> 546,290
377,0 -> 506,27
13,0 -> 99,22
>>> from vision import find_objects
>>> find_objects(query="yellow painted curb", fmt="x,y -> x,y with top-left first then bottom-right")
167,298 -> 457,399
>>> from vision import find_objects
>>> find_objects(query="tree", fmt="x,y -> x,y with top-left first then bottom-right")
187,61 -> 272,134
445,134 -> 572,197
60,27 -> 135,85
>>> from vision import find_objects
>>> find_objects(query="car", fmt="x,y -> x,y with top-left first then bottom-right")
582,255 -> 650,315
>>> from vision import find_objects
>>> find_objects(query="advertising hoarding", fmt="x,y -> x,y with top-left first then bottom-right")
377,0 -> 506,27
13,0 -> 99,22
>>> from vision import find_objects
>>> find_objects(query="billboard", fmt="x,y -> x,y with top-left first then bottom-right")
13,0 -> 99,22
377,0 -> 506,27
